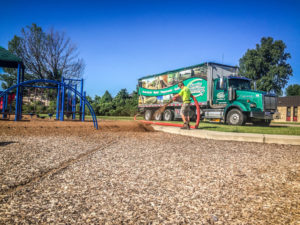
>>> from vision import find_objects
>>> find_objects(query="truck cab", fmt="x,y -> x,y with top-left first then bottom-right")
210,76 -> 277,125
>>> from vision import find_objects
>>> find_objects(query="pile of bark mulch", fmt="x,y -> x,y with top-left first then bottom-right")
0,120 -> 154,136
0,120 -> 299,224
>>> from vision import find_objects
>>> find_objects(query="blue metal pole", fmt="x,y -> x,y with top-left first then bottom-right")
67,86 -> 71,113
79,79 -> 84,120
72,84 -> 77,120
56,84 -> 60,119
60,77 -> 65,121
82,91 -> 86,121
15,64 -> 21,121
60,85 -> 65,121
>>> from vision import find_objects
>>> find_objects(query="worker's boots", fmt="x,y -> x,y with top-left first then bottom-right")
187,122 -> 190,130
181,122 -> 190,130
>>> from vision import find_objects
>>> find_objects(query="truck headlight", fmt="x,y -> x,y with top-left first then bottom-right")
250,103 -> 256,108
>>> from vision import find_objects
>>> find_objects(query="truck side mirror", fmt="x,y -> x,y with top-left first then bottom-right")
253,81 -> 257,90
219,77 -> 224,89
228,87 -> 236,101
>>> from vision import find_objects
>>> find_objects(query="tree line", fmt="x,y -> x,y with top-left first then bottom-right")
13,88 -> 138,116
86,89 -> 138,116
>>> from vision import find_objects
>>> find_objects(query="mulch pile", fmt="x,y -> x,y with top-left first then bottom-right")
0,120 -> 299,224
0,120 -> 154,136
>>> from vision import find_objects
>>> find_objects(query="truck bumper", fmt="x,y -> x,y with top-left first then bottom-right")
250,111 -> 273,120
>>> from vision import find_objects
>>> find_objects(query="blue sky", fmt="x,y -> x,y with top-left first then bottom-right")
0,0 -> 299,96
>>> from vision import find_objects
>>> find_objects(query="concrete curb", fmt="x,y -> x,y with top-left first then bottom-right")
152,125 -> 300,146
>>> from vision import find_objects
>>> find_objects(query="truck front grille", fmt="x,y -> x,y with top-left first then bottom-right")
264,95 -> 277,111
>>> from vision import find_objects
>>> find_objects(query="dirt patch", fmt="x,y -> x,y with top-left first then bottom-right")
99,121 -> 154,132
0,120 -> 154,136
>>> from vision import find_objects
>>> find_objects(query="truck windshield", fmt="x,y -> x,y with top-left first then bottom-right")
229,79 -> 251,90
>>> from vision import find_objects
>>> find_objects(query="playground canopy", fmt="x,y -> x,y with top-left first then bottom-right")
0,46 -> 24,69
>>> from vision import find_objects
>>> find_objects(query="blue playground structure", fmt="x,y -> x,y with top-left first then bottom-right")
0,47 -> 98,129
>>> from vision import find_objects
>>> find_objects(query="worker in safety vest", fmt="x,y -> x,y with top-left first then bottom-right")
173,81 -> 192,130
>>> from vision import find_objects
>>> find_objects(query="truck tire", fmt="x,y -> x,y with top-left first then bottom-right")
252,119 -> 271,126
144,109 -> 153,121
163,109 -> 174,121
226,109 -> 246,125
154,111 -> 163,121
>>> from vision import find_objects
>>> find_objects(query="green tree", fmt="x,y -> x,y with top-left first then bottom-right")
0,23 -> 84,89
286,84 -> 300,96
98,102 -> 114,116
110,89 -> 129,115
101,90 -> 113,103
83,89 -> 138,117
115,88 -> 129,99
95,91 -> 113,115
113,89 -> 129,106
85,95 -> 93,103
239,37 -> 293,95
48,100 -> 57,114
125,91 -> 138,116
111,90 -> 138,116
94,95 -> 101,104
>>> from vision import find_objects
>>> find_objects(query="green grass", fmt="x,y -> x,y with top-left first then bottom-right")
158,121 -> 300,136
202,122 -> 300,135
271,121 -> 300,125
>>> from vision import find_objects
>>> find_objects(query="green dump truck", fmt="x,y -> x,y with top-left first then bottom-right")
138,62 -> 277,126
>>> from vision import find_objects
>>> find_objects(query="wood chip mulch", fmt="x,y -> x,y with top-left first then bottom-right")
0,120 -> 299,224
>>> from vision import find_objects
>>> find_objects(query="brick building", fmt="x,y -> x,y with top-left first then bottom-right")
274,96 -> 300,122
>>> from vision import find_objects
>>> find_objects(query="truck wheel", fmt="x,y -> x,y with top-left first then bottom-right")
163,109 -> 174,121
253,119 -> 271,126
226,109 -> 245,125
154,111 -> 163,121
144,110 -> 153,121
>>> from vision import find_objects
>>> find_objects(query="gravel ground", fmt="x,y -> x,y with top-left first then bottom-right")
0,120 -> 299,224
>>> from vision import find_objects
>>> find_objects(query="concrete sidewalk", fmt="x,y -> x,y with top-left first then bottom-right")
152,125 -> 300,146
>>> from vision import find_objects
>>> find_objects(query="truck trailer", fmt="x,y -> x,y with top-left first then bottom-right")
138,62 -> 277,126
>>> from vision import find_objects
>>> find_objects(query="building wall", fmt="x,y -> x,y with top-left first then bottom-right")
274,106 -> 286,122
273,106 -> 299,122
